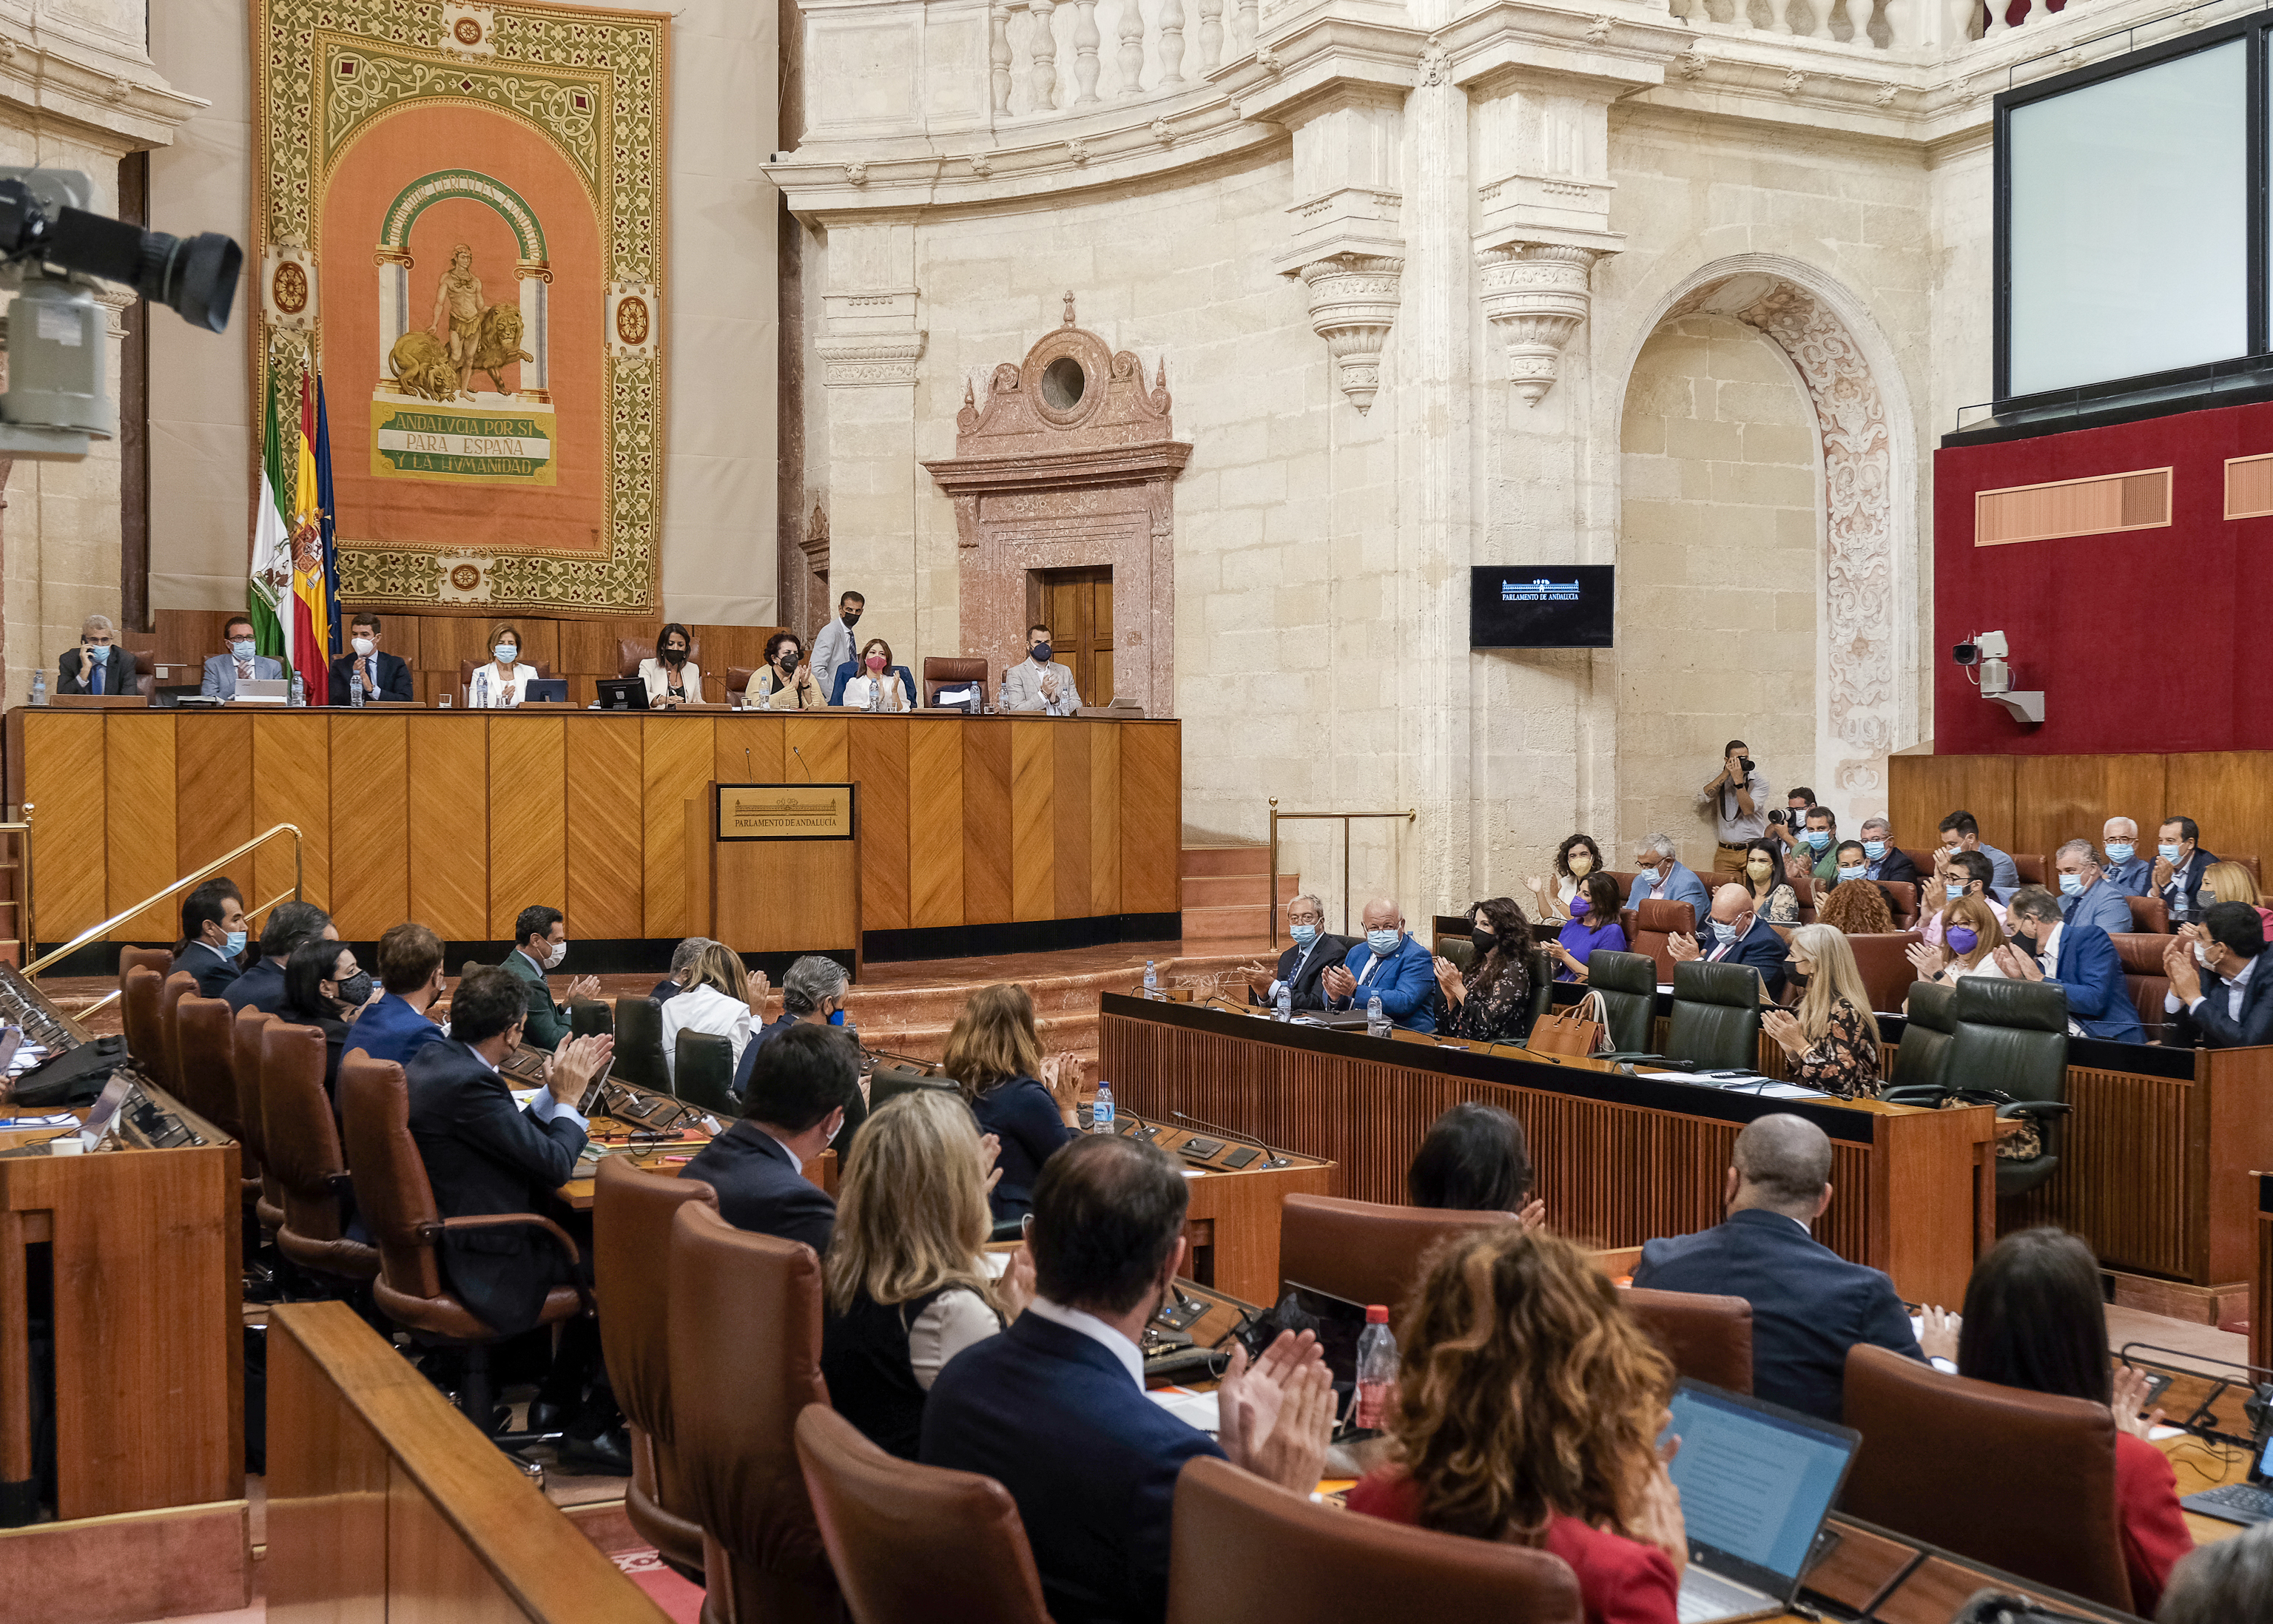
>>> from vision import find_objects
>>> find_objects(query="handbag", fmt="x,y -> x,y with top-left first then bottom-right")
1528,991 -> 1610,1057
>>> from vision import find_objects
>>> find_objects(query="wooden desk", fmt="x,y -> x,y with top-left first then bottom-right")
2257,1169 -> 2273,1372
1101,995 -> 1995,1307
1114,1111 -> 1332,1307
6,707 -> 1181,953
266,1300 -> 668,1622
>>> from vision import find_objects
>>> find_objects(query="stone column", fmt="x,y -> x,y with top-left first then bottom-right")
515,260 -> 552,400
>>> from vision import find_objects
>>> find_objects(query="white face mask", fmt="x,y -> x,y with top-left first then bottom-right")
544,938 -> 567,969
2194,942 -> 2213,969
351,636 -> 374,656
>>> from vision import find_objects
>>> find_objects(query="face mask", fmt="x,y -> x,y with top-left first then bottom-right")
1945,843 -> 1964,859
1788,806 -> 1809,821
1836,865 -> 1865,883
1365,927 -> 1401,957
2194,942 -> 2214,968
1787,966 -> 1811,991
1862,840 -> 1886,861
1566,854 -> 1593,877
664,647 -> 687,666
336,971 -> 374,1007
1031,642 -> 1054,664
2202,890 -> 2220,906
494,644 -> 518,664
2104,842 -> 2134,864
1570,897 -> 1591,920
842,611 -> 861,629
351,637 -> 374,657
87,644 -> 109,662
1635,864 -> 1659,883
223,929 -> 246,955
1290,922 -> 1318,946
1945,882 -> 1967,900
2058,873 -> 2084,897
1802,829 -> 1830,850
544,940 -> 567,970
231,639 -> 256,659
866,653 -> 886,673
827,1007 -> 846,1026
2159,843 -> 2183,863
1720,914 -> 1751,939
1471,928 -> 1499,957
1747,860 -> 1774,880
780,650 -> 802,674
1945,926 -> 1979,955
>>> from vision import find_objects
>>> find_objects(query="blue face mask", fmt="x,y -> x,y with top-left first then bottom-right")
224,929 -> 246,954
2104,843 -> 2134,864
2158,843 -> 2183,863
2058,872 -> 2084,897
87,644 -> 109,662
1365,927 -> 1401,957
1290,922 -> 1318,946
1836,865 -> 1865,883
827,1007 -> 846,1026
1802,829 -> 1830,850
1862,840 -> 1886,861
1945,882 -> 1967,900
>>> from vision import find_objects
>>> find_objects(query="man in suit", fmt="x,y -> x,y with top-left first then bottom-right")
1629,833 -> 1711,920
2163,903 -> 2273,1049
650,936 -> 710,1004
56,613 -> 142,696
200,614 -> 286,700
2100,816 -> 2152,897
2153,816 -> 2220,926
327,611 -> 415,704
405,964 -> 625,1469
811,589 -> 863,698
1667,883 -> 1793,1000
733,955 -> 829,1097
681,1024 -> 855,1251
1856,818 -> 1921,887
353,921 -> 448,1068
1939,809 -> 2021,900
2054,839 -> 2134,938
1239,893 -> 1349,1012
224,900 -> 335,1014
922,1135 -> 1335,1624
502,905 -> 602,1050
1000,622 -> 1082,716
169,879 -> 246,997
1995,886 -> 2144,1042
1319,897 -> 1438,1032
1633,1114 -> 1933,1423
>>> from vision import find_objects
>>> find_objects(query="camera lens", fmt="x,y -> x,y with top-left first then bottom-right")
44,206 -> 242,333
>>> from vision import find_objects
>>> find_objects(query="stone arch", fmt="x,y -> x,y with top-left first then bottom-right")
1610,255 -> 1919,814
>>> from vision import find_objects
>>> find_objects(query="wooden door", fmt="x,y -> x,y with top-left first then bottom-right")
1031,566 -> 1113,707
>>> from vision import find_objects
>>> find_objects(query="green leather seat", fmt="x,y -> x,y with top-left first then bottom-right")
613,996 -> 670,1091
1948,978 -> 2071,1200
1583,950 -> 1659,1057
1433,933 -> 1476,974
1663,959 -> 1763,1071
1523,947 -> 1555,1040
672,1030 -> 739,1116
1888,980 -> 1956,1095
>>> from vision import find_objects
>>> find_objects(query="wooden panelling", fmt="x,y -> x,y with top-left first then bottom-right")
1122,721 -> 1182,914
104,713 -> 177,940
849,718 -> 909,931
405,718 -> 488,941
1887,754 -> 2016,858
178,710 -> 255,923
502,620 -> 561,678
718,838 -> 861,955
1011,721 -> 1055,922
1974,466 -> 2171,547
907,718 -> 965,929
25,712 -> 110,945
558,619 -> 648,677
963,721 -> 1013,925
1052,724 -> 1092,920
784,715 -> 849,783
329,715 -> 409,940
487,715 -> 567,939
641,715 -> 716,939
715,713 -> 783,785
2161,751 -> 2273,880
566,720 -> 644,939
2011,752 -> 2167,865
251,714 -> 333,917
264,1306 -> 389,1624
1089,721 -> 1122,917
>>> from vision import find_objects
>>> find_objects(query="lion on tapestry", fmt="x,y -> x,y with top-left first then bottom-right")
388,305 -> 533,400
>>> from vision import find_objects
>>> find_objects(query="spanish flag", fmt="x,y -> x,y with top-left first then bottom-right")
289,370 -> 334,679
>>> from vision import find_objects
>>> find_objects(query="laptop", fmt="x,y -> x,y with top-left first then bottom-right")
231,677 -> 289,705
595,677 -> 649,710
2182,1409 -> 2273,1525
79,1068 -> 138,1145
522,678 -> 570,703
1660,1379 -> 1860,1623
1279,1278 -> 1372,1390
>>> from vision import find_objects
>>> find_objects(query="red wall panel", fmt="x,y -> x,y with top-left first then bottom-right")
1933,398 -> 2273,755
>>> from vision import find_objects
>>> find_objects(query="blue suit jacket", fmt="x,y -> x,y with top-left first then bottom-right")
678,1119 -> 836,1254
222,957 -> 289,1014
921,1313 -> 1224,1624
2173,959 -> 2273,1049
2046,921 -> 2143,1042
1632,1207 -> 1923,1423
2059,879 -> 2133,940
2103,855 -> 2152,897
2160,848 -> 2220,922
1705,917 -> 1792,1000
169,940 -> 241,999
1327,934 -> 1437,1032
350,991 -> 443,1068
199,652 -> 285,698
1636,860 -> 1710,922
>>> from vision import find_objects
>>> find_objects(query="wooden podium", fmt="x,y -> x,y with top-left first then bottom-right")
687,781 -> 862,970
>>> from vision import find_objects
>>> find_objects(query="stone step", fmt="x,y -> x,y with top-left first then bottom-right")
1179,844 -> 1272,878
1178,872 -> 1299,909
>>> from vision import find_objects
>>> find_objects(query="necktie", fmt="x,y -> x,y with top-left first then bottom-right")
90,661 -> 104,695
366,658 -> 377,692
237,661 -> 251,681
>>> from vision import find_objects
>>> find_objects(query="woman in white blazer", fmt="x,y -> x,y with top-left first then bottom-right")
468,624 -> 540,708
638,621 -> 701,708
841,636 -> 912,712
660,940 -> 767,1082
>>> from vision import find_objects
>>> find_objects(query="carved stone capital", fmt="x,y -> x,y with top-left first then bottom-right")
815,335 -> 927,386
1290,253 -> 1402,414
1475,243 -> 1597,406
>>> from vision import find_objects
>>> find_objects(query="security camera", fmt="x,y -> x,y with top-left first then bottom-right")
0,167 -> 243,462
1951,630 -> 2008,666
1956,628 -> 2043,724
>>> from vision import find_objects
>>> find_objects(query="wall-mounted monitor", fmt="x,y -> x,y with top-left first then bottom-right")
1469,565 -> 1614,649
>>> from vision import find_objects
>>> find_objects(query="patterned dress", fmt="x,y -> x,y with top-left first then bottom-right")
1793,999 -> 1881,1099
1446,953 -> 1533,1043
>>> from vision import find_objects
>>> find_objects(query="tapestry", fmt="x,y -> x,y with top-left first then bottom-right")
252,0 -> 667,615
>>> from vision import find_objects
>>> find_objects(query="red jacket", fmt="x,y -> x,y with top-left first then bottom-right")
1346,1469 -> 1678,1624
2115,1431 -> 2193,1614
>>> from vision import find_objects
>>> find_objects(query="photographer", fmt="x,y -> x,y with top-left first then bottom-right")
1697,739 -> 1771,875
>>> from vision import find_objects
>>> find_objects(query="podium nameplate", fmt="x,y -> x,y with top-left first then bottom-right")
715,782 -> 858,842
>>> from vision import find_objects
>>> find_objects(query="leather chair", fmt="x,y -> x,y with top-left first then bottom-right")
337,1051 -> 586,1437
2112,931 -> 2176,1044
121,963 -> 164,1078
795,1405 -> 1051,1624
173,992 -> 247,1139
1888,979 -> 1956,1094
726,665 -> 759,701
232,1006 -> 286,1233
595,1156 -> 720,1577
118,946 -> 172,988
261,1024 -> 378,1282
1879,879 -> 1919,928
1621,1286 -> 1752,1393
827,661 -> 916,707
1788,873 -> 1817,926
1277,1194 -> 1516,1313
619,636 -> 701,678
455,658 -> 556,705
613,996 -> 670,1091
1887,979 -> 2070,1199
1845,931 -> 1920,1015
1898,846 -> 1939,882
2126,893 -> 2171,934
2013,852 -> 2047,887
569,997 -> 615,1040
870,1062 -> 957,1111
1582,950 -> 1658,1057
922,655 -> 989,707
157,970 -> 198,1094
1165,1455 -> 1583,1624
2232,854 -> 2262,883
1521,946 -> 1554,1037
668,1201 -> 838,1624
1662,959 -> 1762,1071
1627,899 -> 1694,985
674,1031 -> 739,1116
1841,1344 -> 2133,1610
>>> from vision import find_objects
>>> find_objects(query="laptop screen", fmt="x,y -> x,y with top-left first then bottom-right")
1280,1279 -> 1370,1389
1663,1381 -> 1859,1596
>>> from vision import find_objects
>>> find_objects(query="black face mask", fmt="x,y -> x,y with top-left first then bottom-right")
1031,641 -> 1054,664
779,650 -> 801,674
842,612 -> 861,629
334,971 -> 374,1008
1470,928 -> 1499,957
664,647 -> 687,667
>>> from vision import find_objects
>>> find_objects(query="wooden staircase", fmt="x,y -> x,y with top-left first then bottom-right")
1179,845 -> 1295,945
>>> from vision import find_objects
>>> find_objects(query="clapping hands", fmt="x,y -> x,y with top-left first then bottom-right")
2109,1364 -> 2166,1439
1218,1329 -> 1336,1494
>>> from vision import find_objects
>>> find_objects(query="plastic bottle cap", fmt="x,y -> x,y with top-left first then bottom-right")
1365,1304 -> 1389,1323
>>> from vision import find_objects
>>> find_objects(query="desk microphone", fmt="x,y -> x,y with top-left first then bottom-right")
792,744 -> 812,781
744,747 -> 752,779
1170,1108 -> 1300,1170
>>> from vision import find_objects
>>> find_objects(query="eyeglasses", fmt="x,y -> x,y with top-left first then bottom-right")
1287,912 -> 1324,926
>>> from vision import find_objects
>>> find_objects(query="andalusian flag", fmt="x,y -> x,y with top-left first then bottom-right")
290,370 -> 333,675
247,374 -> 292,661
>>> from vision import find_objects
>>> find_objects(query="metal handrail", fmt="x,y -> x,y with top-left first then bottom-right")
23,821 -> 304,980
1266,800 -> 1416,949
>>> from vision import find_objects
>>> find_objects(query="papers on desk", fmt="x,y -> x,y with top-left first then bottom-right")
1634,1070 -> 1828,1101
1148,1387 -> 1219,1436
935,684 -> 980,707
512,1087 -> 542,1112
0,1111 -> 75,1130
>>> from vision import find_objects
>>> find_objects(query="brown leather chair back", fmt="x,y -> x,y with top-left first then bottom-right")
336,1051 -> 451,1304
1845,931 -> 1920,1015
1166,1455 -> 1583,1624
668,1202 -> 838,1624
121,965 -> 164,1077
1622,1286 -> 1752,1393
619,636 -> 701,678
2013,852 -> 2047,886
2126,893 -> 2171,934
1899,846 -> 1939,882
922,656 -> 989,707
2112,931 -> 2176,1043
233,1006 -> 284,1225
727,665 -> 759,698
118,946 -> 172,988
596,1156 -> 719,1571
795,1405 -> 1051,1624
2232,854 -> 2262,883
174,993 -> 244,1136
1278,1195 -> 1517,1315
1629,898 -> 1694,984
158,971 -> 198,1093
1842,1344 -> 2132,1610
1788,872 -> 1817,925
262,1025 -> 378,1279
1878,879 -> 1919,928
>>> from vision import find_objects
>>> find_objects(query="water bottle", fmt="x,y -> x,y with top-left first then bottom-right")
1276,983 -> 1292,1022
1367,993 -> 1387,1039
1143,960 -> 1159,1000
1355,1305 -> 1397,1429
289,671 -> 305,707
350,668 -> 365,707
29,670 -> 44,707
1091,1080 -> 1115,1136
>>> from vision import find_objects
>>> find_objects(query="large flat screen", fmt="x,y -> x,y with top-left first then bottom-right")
1470,565 -> 1614,649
